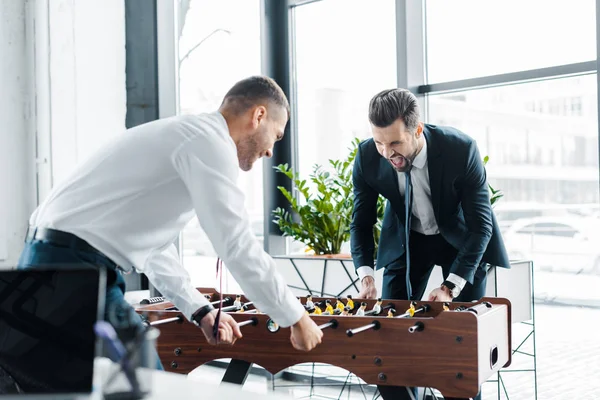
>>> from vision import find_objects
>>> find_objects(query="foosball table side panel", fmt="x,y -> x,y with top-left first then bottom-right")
151,312 -> 483,399
476,299 -> 512,387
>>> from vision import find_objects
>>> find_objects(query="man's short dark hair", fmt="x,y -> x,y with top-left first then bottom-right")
368,88 -> 420,131
221,76 -> 290,119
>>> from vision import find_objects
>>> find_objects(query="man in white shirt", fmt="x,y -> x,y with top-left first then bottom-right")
14,76 -> 322,390
350,89 -> 510,400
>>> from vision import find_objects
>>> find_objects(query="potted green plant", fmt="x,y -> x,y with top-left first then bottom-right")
272,138 -> 386,256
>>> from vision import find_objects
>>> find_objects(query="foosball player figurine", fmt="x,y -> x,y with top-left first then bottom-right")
325,299 -> 335,315
356,302 -> 367,316
335,297 -> 345,313
372,298 -> 383,315
341,306 -> 350,316
346,295 -> 354,310
387,308 -> 396,318
306,306 -> 315,315
234,294 -> 242,310
312,305 -> 322,315
443,302 -> 450,311
305,294 -> 314,310
406,301 -> 417,317
204,294 -> 211,300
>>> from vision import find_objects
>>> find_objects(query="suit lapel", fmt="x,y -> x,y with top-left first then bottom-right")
424,127 -> 443,223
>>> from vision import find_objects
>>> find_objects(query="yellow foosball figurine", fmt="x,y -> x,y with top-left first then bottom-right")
387,308 -> 396,318
406,301 -> 417,317
312,305 -> 322,315
443,302 -> 450,311
335,297 -> 345,313
346,295 -> 354,311
325,299 -> 335,315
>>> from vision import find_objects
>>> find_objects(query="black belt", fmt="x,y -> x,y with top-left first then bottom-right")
26,227 -> 120,270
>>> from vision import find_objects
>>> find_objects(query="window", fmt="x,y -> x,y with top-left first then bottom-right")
425,0 -> 597,82
428,75 -> 598,214
428,75 -> 600,397
177,0 -> 263,286
293,0 -> 397,186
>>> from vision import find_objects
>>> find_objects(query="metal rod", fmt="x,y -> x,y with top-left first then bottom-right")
220,302 -> 253,312
408,321 -> 425,333
317,319 -> 338,330
147,315 -> 183,326
346,320 -> 380,337
210,296 -> 231,306
237,317 -> 258,327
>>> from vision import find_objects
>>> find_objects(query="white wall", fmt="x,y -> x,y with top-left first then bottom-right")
0,0 -> 126,268
48,0 -> 127,186
0,0 -> 36,267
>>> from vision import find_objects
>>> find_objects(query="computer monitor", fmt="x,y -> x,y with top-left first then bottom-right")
0,267 -> 106,396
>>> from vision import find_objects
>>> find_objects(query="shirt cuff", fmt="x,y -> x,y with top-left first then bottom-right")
446,273 -> 467,293
357,266 -> 375,282
178,286 -> 213,321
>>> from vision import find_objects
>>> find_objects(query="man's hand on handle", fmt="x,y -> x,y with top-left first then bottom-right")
198,309 -> 243,345
427,286 -> 453,302
358,276 -> 377,299
290,313 -> 323,351
195,307 -> 322,351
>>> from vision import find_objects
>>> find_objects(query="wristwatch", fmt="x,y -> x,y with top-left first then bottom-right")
191,304 -> 215,327
441,280 -> 460,299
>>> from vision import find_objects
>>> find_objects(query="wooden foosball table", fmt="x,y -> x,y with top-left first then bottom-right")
134,288 -> 511,399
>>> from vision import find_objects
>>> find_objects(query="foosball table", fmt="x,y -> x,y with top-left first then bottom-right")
134,288 -> 511,399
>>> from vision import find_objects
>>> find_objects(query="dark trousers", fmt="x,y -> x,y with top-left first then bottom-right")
378,231 -> 489,400
8,239 -> 162,392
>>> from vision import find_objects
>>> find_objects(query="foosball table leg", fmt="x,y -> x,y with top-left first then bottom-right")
221,359 -> 253,385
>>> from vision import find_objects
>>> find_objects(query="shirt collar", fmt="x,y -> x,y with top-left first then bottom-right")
412,136 -> 428,169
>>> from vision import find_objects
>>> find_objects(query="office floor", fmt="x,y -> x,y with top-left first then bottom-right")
187,362 -> 382,400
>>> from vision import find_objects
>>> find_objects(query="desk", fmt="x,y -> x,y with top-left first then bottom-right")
4,358 -> 290,400
95,358 -> 290,400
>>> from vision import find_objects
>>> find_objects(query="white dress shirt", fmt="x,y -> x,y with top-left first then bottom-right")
357,137 -> 467,294
30,111 -> 305,327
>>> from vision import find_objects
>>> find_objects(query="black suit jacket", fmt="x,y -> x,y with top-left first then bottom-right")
350,124 -> 510,284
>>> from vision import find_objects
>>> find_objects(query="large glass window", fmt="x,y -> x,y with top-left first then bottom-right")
293,0 -> 397,186
425,0 -> 597,82
177,0 -> 263,287
427,75 -> 600,397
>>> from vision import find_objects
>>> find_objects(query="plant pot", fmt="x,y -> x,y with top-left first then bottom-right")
273,254 -> 360,298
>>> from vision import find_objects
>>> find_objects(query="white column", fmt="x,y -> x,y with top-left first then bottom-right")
0,0 -> 36,267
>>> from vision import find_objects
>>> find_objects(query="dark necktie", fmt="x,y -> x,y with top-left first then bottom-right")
404,169 -> 413,300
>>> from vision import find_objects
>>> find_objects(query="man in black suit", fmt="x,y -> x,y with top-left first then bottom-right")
350,89 -> 510,400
